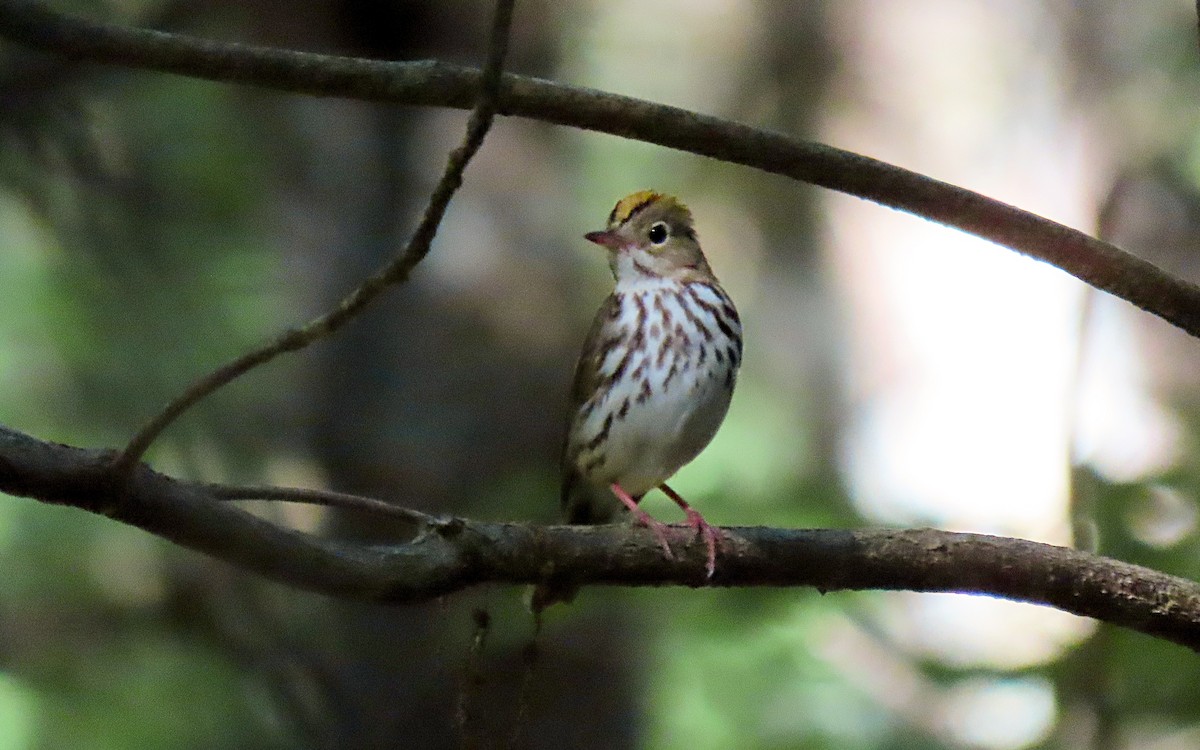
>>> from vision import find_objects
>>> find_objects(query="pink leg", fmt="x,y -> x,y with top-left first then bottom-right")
609,483 -> 674,560
659,484 -> 721,579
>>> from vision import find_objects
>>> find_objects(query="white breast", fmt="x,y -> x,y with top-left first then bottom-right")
570,279 -> 741,497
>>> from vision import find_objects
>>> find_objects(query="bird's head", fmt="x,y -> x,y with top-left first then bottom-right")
585,191 -> 713,283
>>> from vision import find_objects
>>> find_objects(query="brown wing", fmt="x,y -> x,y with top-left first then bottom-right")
559,293 -> 621,523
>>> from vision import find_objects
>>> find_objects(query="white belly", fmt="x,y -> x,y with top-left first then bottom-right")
598,365 -> 733,495
568,280 -> 741,497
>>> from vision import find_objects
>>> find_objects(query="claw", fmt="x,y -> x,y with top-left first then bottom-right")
661,484 -> 722,578
610,483 -> 675,559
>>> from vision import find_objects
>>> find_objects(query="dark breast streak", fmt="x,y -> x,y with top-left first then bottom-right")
565,281 -> 741,497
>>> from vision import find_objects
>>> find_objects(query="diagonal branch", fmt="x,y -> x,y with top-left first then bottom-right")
110,0 -> 515,475
1,424 -> 1199,650
2,1 -> 1200,339
206,483 -> 440,525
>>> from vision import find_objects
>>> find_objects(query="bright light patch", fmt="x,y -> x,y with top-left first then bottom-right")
939,677 -> 1056,750
0,672 -> 37,750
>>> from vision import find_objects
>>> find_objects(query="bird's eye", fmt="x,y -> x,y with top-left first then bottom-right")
648,222 -> 669,246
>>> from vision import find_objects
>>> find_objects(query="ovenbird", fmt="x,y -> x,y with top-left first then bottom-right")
561,190 -> 742,577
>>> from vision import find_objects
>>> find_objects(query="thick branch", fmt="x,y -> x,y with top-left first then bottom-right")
1,424 -> 1198,650
2,1 -> 1200,338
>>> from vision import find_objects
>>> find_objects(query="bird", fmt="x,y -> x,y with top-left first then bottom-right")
560,190 -> 743,580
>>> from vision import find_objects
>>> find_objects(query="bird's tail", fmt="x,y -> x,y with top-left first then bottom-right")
530,472 -> 618,610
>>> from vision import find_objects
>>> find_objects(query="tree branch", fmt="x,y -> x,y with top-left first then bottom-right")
3,1 -> 1200,654
1,424 -> 1199,650
110,0 -> 515,474
2,1 -> 1199,339
206,483 -> 440,525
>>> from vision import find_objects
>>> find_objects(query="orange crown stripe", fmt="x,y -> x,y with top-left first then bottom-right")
608,190 -> 689,226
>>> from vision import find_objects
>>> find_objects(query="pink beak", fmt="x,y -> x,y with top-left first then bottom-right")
584,229 -> 621,249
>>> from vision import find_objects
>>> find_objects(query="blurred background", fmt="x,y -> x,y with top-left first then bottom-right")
3,0 -> 1200,747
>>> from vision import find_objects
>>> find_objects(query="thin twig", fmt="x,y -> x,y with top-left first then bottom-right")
507,639 -> 540,750
110,0 -> 516,477
206,483 -> 439,525
456,607 -> 492,750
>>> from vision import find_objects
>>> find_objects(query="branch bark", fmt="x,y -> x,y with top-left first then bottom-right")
2,425 -> 1199,650
3,1 -> 1200,655
2,1 -> 1200,338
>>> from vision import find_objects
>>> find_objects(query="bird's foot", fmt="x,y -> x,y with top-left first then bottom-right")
630,507 -> 676,560
610,483 -> 674,559
660,484 -> 722,579
681,507 -> 721,579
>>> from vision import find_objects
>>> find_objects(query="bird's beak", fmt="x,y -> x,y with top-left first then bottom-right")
584,229 -> 621,250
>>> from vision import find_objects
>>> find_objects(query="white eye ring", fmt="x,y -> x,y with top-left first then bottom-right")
648,222 -> 670,245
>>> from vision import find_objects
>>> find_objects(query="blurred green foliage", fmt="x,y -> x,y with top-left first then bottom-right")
5,1 -> 1200,749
